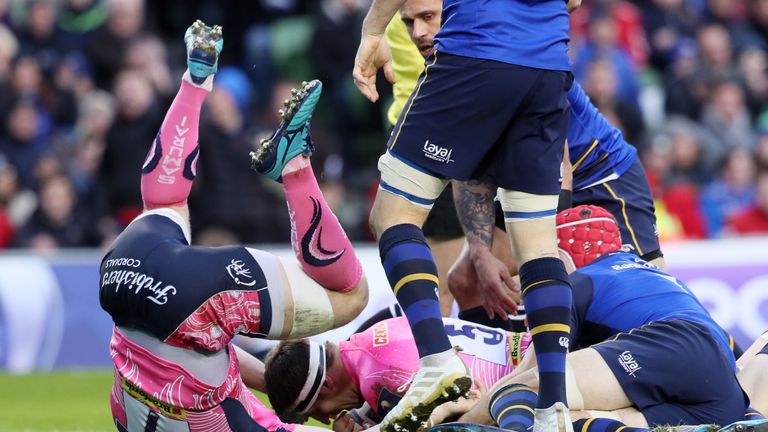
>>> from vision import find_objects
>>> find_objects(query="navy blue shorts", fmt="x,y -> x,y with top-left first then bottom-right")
387,52 -> 572,194
573,159 -> 662,261
592,320 -> 748,426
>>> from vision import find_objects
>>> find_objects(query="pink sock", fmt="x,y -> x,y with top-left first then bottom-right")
283,158 -> 362,292
141,73 -> 210,209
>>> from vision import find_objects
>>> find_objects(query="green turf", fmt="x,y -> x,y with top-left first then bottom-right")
0,371 -> 328,432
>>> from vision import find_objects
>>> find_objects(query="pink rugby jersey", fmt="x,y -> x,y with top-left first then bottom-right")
339,317 -> 531,417
100,211 -> 292,431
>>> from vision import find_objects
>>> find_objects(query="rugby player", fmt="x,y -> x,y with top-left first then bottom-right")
100,21 -> 368,431
353,0 -> 578,428
381,0 -> 662,332
451,206 -> 747,430
263,317 -> 531,425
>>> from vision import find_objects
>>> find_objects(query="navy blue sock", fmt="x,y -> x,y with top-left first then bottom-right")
489,384 -> 536,432
519,257 -> 572,409
745,407 -> 766,420
573,418 -> 647,432
379,224 -> 451,358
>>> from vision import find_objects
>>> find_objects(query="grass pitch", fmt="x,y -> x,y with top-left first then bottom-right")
0,371 -> 326,432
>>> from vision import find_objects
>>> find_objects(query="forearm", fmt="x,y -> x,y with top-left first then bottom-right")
362,0 -> 407,36
234,345 -> 267,392
452,179 -> 496,256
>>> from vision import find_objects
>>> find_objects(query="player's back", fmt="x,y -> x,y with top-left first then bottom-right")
436,0 -> 570,71
570,252 -> 734,365
340,317 -> 528,417
100,210 -> 273,352
567,81 -> 637,190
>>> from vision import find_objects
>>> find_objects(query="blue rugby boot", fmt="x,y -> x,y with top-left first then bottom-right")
184,19 -> 223,84
250,80 -> 323,182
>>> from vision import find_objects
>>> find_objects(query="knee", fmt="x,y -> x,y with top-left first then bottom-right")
368,208 -> 384,240
335,274 -> 369,326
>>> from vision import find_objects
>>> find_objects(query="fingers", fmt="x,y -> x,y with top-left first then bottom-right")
352,68 -> 379,102
383,60 -> 396,84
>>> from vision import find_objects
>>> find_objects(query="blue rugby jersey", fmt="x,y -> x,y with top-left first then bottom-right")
568,81 -> 637,191
435,0 -> 570,71
569,252 -> 735,369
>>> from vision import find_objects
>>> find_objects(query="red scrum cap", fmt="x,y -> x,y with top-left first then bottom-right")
556,205 -> 622,269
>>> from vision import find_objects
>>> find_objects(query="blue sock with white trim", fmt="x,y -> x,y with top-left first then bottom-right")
379,224 -> 451,358
489,384 -> 536,432
519,257 -> 572,409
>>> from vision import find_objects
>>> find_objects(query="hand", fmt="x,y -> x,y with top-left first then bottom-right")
352,34 -> 395,102
334,411 -> 365,432
424,395 -> 480,428
468,245 -> 520,319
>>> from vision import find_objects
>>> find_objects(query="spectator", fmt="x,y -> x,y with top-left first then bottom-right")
701,79 -> 756,156
86,0 -> 145,89
124,35 -> 173,99
704,0 -> 763,53
16,0 -> 72,74
0,99 -> 48,188
98,69 -> 161,227
58,0 -> 107,47
639,0 -> 700,71
726,169 -> 768,235
582,57 -> 645,147
738,47 -> 768,115
700,148 -> 758,236
756,130 -> 768,171
14,173 -> 101,249
571,0 -> 649,68
191,67 -> 290,243
665,24 -> 741,119
573,6 -> 642,108
665,120 -> 713,186
0,155 -> 35,228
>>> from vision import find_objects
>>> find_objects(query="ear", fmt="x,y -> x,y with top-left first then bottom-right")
323,374 -> 335,390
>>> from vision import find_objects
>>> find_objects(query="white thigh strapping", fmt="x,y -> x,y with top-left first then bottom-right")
278,258 -> 335,339
378,151 -> 448,209
246,248 -> 286,339
496,189 -> 558,223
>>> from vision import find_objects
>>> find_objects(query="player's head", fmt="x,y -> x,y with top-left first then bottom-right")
400,0 -> 442,58
556,205 -> 622,271
264,339 -> 357,423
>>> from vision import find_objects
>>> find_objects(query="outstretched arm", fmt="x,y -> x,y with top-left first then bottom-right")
452,180 -> 519,318
352,0 -> 402,101
235,345 -> 267,392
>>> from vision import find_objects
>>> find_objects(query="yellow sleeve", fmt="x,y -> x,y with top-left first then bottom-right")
385,13 -> 425,127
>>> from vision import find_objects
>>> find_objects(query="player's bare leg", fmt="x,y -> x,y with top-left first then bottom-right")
251,80 -> 367,338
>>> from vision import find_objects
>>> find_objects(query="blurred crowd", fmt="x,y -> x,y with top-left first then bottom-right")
0,0 -> 767,251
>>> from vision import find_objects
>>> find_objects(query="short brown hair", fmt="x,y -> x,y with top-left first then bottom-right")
264,340 -> 335,421
264,340 -> 310,420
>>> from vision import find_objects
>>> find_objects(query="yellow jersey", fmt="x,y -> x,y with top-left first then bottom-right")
385,13 -> 425,127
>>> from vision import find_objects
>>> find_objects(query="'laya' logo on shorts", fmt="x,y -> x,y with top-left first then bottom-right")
227,259 -> 257,286
423,140 -> 454,163
617,350 -> 642,377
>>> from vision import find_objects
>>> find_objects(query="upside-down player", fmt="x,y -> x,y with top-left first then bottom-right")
99,21 -> 368,431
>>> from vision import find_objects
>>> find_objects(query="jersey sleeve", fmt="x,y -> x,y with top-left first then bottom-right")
568,271 -> 594,348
